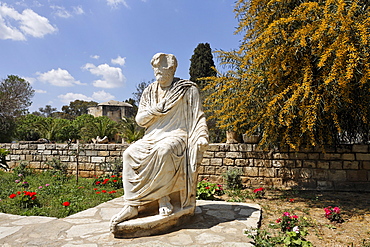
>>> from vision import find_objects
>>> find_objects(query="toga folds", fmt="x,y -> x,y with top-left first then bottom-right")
122,78 -> 209,208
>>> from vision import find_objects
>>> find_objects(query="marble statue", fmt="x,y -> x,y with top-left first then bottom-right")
110,53 -> 209,236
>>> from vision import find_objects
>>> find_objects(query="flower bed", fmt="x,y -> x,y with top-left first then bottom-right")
0,170 -> 123,218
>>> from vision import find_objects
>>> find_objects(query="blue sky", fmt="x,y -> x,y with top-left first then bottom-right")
0,0 -> 241,112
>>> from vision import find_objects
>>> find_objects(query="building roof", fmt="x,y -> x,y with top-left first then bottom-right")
98,100 -> 133,107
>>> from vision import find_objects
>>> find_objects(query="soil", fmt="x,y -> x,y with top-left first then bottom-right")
222,190 -> 370,246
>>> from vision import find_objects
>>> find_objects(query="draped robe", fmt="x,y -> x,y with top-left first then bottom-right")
122,78 -> 208,208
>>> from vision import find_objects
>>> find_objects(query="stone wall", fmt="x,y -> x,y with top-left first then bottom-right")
1,143 -> 370,191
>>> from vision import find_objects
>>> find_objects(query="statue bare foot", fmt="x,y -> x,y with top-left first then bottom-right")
110,205 -> 138,231
158,195 -> 173,216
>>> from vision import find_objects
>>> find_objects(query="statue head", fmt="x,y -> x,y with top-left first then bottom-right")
151,53 -> 178,87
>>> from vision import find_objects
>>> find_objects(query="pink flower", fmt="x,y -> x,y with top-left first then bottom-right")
276,218 -> 282,223
292,215 -> 299,219
38,186 -> 43,189
333,207 -> 340,214
283,212 -> 291,217
45,184 -> 50,187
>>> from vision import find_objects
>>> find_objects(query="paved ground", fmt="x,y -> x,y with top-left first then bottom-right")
0,198 -> 261,247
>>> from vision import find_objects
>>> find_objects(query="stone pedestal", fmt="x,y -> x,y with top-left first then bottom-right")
111,204 -> 195,238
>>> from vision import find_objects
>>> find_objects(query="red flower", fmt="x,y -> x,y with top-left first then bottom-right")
276,218 -> 282,223
205,186 -> 210,189
9,193 -> 17,199
113,180 -> 118,183
96,192 -> 101,194
292,215 -> 299,219
62,201 -> 70,206
102,190 -> 107,193
95,181 -> 101,185
108,190 -> 117,194
253,187 -> 264,193
111,175 -> 116,178
93,188 -> 98,190
289,198 -> 295,203
17,191 -> 21,195
31,196 -> 37,200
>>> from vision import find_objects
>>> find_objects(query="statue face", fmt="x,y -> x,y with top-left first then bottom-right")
154,66 -> 174,87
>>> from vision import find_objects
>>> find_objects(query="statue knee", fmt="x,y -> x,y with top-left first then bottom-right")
157,144 -> 172,157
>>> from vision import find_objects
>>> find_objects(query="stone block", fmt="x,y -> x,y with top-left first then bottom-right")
352,145 -> 368,153
210,158 -> 222,166
356,153 -> 370,161
92,157 -> 105,163
224,158 -> 234,166
45,144 -> 56,149
317,161 -> 329,169
308,153 -> 320,160
201,158 -> 210,166
328,170 -> 346,181
285,160 -> 296,168
302,161 -> 316,168
336,145 -> 352,153
313,169 -> 328,180
363,162 -> 370,170
341,153 -> 355,160
203,151 -> 214,158
218,144 -> 230,152
347,170 -> 367,181
273,153 -> 289,159
317,180 -> 333,190
19,144 -> 28,150
214,166 -> 227,175
321,153 -> 341,160
226,152 -> 244,159
197,165 -> 204,173
255,160 -> 272,167
290,152 -> 307,160
243,167 -> 259,177
272,160 -> 284,167
110,151 -> 122,156
235,159 -> 250,166
330,161 -> 342,169
98,151 -> 109,156
95,144 -> 108,150
300,168 -> 313,179
79,171 -> 91,178
60,156 -> 70,162
229,144 -> 240,152
37,144 -> 46,150
207,144 -> 220,151
298,179 -> 316,189
343,161 -> 359,169
10,155 -> 20,161
259,167 -> 275,177
29,162 -> 40,169
239,144 -> 253,152
214,152 -> 226,158
86,150 -> 98,156
204,166 -> 215,174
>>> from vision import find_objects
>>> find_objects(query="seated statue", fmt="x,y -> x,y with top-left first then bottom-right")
110,53 -> 209,230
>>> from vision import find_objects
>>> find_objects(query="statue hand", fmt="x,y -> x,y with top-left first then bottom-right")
197,137 -> 208,153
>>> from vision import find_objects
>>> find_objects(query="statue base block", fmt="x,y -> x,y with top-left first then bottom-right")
111,205 -> 195,238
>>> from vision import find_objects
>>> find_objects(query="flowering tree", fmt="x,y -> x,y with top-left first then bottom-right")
204,0 -> 370,149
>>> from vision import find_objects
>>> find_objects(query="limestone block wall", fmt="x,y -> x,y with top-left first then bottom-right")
0,143 -> 128,178
1,143 -> 369,191
200,144 -> 370,191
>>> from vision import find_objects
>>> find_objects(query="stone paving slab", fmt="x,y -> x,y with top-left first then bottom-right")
0,198 -> 261,246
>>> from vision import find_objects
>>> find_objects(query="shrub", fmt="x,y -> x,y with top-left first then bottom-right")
196,180 -> 224,200
222,168 -> 243,190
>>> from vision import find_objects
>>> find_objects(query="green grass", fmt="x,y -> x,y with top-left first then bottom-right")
0,170 -> 123,218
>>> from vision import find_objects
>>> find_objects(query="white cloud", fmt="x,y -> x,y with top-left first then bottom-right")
37,68 -> 85,87
58,91 -> 115,104
83,63 -> 126,88
0,3 -> 57,40
92,90 -> 115,101
58,93 -> 93,104
107,0 -> 129,8
111,56 -> 126,66
22,76 -> 36,84
51,5 -> 84,18
91,55 -> 100,59
35,89 -> 46,93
